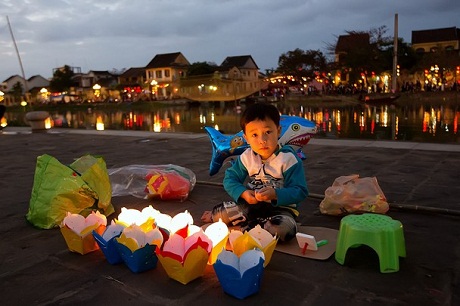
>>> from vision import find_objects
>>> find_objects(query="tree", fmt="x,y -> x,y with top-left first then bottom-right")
324,26 -> 403,87
187,62 -> 218,76
10,81 -> 24,103
49,65 -> 75,93
277,48 -> 328,81
380,38 -> 417,73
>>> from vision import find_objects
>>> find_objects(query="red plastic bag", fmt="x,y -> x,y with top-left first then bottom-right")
144,171 -> 191,200
109,164 -> 196,201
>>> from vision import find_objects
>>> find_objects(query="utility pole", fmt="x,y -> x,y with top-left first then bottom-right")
391,13 -> 398,140
6,15 -> 29,102
391,13 -> 398,94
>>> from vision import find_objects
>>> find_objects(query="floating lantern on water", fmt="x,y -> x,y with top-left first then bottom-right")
228,225 -> 278,267
60,211 -> 107,255
213,249 -> 265,299
96,115 -> 104,131
0,117 -> 7,128
44,117 -> 52,129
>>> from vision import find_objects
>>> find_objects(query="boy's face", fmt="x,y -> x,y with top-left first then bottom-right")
243,117 -> 281,160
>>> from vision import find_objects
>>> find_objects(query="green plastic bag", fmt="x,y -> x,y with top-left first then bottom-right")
26,154 -> 115,229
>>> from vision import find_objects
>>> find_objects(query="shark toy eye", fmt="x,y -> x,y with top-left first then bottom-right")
291,124 -> 300,132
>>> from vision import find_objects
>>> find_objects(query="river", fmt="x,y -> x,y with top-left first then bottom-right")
3,93 -> 460,144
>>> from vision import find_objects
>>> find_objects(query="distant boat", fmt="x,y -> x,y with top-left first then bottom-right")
359,94 -> 400,106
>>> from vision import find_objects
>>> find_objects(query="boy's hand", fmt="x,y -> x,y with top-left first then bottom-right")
255,187 -> 276,202
241,190 -> 258,204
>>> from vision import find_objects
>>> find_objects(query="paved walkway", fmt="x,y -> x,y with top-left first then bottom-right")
1,127 -> 459,305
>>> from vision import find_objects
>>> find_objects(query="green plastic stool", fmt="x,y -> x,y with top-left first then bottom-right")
335,213 -> 406,273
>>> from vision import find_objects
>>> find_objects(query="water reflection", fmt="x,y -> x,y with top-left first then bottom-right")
5,100 -> 460,143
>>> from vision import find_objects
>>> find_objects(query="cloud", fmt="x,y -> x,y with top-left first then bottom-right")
1,0 -> 459,81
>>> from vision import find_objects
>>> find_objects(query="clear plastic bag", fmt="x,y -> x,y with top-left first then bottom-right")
319,174 -> 389,215
108,164 -> 196,201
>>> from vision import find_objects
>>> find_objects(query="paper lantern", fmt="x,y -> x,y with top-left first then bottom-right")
60,211 -> 107,255
228,225 -> 278,267
115,224 -> 164,273
92,221 -> 125,264
204,219 -> 229,264
157,230 -> 212,284
141,205 -> 172,231
117,243 -> 158,273
168,210 -> 194,236
117,224 -> 164,251
116,207 -> 155,231
213,249 -> 265,299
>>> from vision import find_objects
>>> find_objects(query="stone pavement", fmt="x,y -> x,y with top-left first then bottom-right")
1,127 -> 459,305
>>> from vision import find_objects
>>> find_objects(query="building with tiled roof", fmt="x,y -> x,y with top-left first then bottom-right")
179,55 -> 266,102
334,33 -> 370,63
145,52 -> 190,99
411,27 -> 460,53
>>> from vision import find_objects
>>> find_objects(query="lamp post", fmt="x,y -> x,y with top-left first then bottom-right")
150,80 -> 158,100
92,84 -> 101,102
40,88 -> 48,103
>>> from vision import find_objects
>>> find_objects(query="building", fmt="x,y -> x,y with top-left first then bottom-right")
334,33 -> 370,63
117,67 -> 147,101
412,27 -> 460,54
1,74 -> 50,105
145,52 -> 190,99
411,27 -> 460,89
27,75 -> 50,94
219,55 -> 262,95
333,33 -> 372,87
1,75 -> 27,94
71,70 -> 118,102
179,55 -> 266,102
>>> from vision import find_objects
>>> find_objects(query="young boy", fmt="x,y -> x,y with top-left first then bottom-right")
201,103 -> 308,241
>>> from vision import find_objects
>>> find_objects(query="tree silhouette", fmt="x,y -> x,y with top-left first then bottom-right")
49,65 -> 75,93
277,48 -> 327,81
10,81 -> 24,102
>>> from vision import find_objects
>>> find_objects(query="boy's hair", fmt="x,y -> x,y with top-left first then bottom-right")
240,103 -> 280,132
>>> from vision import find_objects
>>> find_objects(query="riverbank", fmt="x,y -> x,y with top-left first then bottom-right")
283,90 -> 460,107
1,128 -> 459,305
3,91 -> 460,113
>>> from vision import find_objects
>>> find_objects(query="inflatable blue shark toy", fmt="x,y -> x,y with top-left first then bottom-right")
204,115 -> 317,176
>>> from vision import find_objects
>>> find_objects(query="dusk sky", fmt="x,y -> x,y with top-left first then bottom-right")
1,0 -> 459,82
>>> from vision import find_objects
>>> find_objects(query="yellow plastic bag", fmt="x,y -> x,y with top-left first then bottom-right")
26,154 -> 114,229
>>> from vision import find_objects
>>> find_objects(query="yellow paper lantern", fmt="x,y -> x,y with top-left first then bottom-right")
228,225 -> 278,267
204,218 -> 229,264
157,230 -> 212,284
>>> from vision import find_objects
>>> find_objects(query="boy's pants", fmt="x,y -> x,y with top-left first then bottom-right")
210,201 -> 297,242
